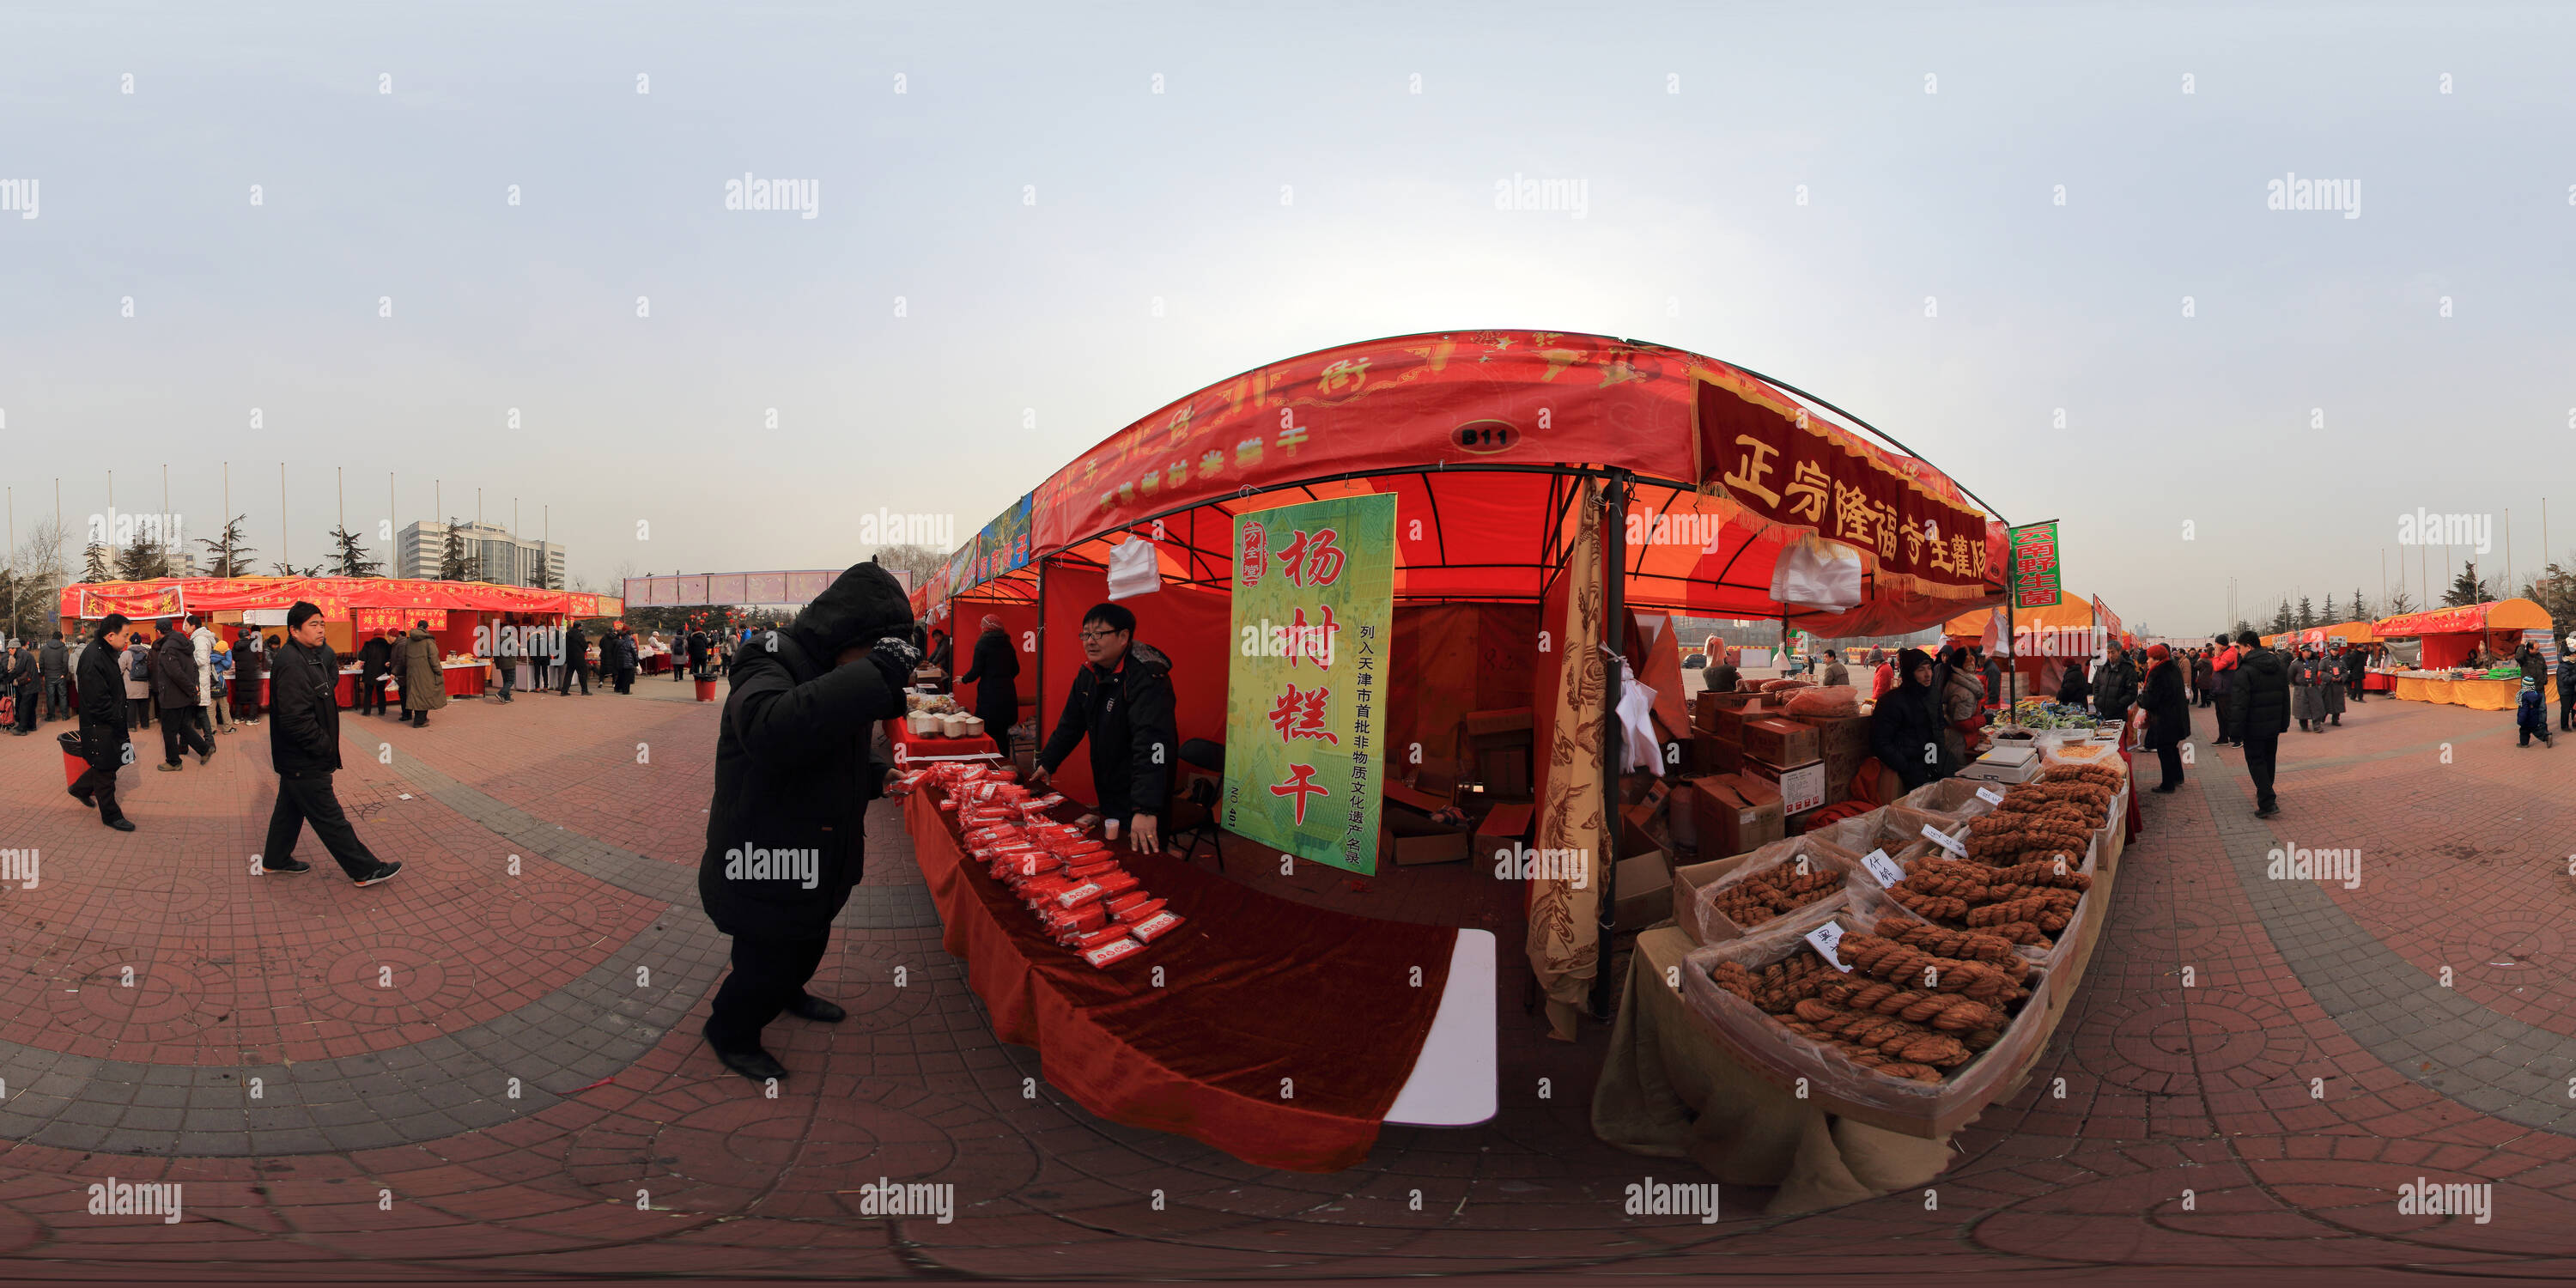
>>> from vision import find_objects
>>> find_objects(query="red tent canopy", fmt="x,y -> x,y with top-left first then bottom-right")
62,576 -> 622,621
919,330 -> 2005,637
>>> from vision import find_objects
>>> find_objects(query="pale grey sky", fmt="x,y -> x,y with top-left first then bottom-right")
3,2 -> 2569,629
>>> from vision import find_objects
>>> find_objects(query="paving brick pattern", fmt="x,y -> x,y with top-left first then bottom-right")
1,683 -> 2572,1278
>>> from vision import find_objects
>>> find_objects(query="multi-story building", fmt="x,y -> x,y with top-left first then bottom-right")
396,520 -> 566,587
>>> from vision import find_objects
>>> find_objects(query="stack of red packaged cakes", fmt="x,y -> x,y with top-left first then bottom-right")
900,759 -> 1183,968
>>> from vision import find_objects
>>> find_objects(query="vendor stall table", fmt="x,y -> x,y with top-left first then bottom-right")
902,787 -> 1490,1170
883,718 -> 1000,765
2389,672 -> 2555,712
2363,671 -> 2396,692
240,659 -> 487,708
642,653 -> 672,675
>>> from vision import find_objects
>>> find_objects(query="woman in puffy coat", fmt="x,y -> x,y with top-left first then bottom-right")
2141,643 -> 2190,792
1870,647 -> 1950,793
1940,654 -> 1986,765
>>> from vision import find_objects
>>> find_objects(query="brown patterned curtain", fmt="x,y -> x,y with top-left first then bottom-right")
1528,479 -> 1607,1041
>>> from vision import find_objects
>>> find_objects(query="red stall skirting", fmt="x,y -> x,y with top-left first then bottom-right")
901,790 -> 1453,1172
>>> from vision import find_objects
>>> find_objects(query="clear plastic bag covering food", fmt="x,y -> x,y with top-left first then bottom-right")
1803,806 -> 1936,872
1678,908 -> 2056,1131
1687,835 -> 1859,943
1896,778 -> 2008,825
1845,832 -> 2098,969
1780,683 -> 1860,718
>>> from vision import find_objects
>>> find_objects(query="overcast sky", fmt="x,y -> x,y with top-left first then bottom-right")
3,2 -> 2570,631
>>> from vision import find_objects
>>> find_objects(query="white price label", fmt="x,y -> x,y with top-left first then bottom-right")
1975,786 -> 2005,805
1921,823 -> 1967,857
1861,848 -> 1906,887
1804,921 -> 1852,971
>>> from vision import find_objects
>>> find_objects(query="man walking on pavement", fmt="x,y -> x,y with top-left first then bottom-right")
38,629 -> 70,723
2224,629 -> 2290,818
557,619 -> 590,696
70,615 -> 138,831
9,638 -> 40,735
260,600 -> 402,884
149,617 -> 214,770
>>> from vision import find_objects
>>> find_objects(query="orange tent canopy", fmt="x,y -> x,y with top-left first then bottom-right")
2373,598 -> 2551,638
1943,590 -> 2095,640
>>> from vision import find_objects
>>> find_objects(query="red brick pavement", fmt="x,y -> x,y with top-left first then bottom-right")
1,684 -> 2573,1281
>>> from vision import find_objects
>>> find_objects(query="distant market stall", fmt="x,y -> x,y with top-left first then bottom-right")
60,576 -> 623,707
2372,598 -> 2559,711
1942,587 -> 2121,703
907,330 -> 2063,1183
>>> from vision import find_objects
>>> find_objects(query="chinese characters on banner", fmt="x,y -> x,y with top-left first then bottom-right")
1699,378 -> 1995,592
2008,521 -> 2063,609
1222,494 -> 1396,875
352,608 -> 445,634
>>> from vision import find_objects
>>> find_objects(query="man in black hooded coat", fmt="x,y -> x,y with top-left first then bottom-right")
1870,647 -> 1951,792
698,561 -> 918,1081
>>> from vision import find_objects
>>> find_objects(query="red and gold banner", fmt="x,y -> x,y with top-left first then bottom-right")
2376,604 -> 2494,636
65,577 -> 592,621
352,608 -> 444,634
2091,595 -> 2122,645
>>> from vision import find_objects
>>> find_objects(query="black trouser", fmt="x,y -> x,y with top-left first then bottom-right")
263,771 -> 381,878
72,743 -> 127,824
12,687 -> 34,732
159,708 -> 211,763
2241,732 -> 2280,811
2155,742 -> 2183,788
559,660 -> 588,695
130,696 -> 152,728
532,657 -> 549,690
613,665 -> 633,694
706,933 -> 829,1053
2561,690 -> 2576,731
44,676 -> 69,720
361,676 -> 388,714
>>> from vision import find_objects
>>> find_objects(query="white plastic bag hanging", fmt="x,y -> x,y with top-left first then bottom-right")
1613,655 -> 1662,776
1105,536 -> 1162,601
1769,533 -> 1864,613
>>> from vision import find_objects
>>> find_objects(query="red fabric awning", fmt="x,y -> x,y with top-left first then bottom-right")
2373,598 -> 2553,638
927,331 -> 2005,637
64,576 -> 622,620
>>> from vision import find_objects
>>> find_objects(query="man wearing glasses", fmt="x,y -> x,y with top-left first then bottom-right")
1030,602 -> 1178,854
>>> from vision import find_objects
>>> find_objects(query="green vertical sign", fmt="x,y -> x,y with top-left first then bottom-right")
1224,494 -> 1397,874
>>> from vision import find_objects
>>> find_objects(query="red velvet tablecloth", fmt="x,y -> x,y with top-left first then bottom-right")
884,718 -> 1001,765
2364,671 -> 2396,692
902,788 -> 1455,1171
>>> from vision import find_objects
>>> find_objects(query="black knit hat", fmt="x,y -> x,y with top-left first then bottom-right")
785,562 -> 914,660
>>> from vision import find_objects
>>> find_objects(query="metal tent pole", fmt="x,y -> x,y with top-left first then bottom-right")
1591,472 -> 1629,1021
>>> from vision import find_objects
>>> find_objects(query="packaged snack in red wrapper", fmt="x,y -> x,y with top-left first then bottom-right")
1047,903 -> 1109,937
1111,897 -> 1167,923
1066,859 -> 1122,881
939,799 -> 958,812
1105,890 -> 1152,916
1081,937 -> 1146,969
1072,925 -> 1131,951
1091,871 -> 1142,899
1053,882 -> 1106,910
1127,909 -> 1185,942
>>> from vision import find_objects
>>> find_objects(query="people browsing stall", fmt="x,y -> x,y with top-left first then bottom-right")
2141,643 -> 2190,793
150,617 -> 213,769
359,630 -> 395,715
1031,602 -> 1179,855
123,632 -> 153,730
70,617 -> 137,830
1940,648 -> 1986,765
957,613 -> 1020,739
38,629 -> 70,722
1870,647 -> 1950,793
2057,656 -> 2092,707
698,562 -> 915,1083
396,621 -> 448,727
2093,647 -> 2137,726
495,617 -> 521,702
2224,630 -> 2290,817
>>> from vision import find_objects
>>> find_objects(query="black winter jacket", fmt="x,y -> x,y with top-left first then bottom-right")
957,627 -> 1020,729
2093,656 -> 2137,719
38,638 -> 68,677
268,638 -> 344,778
359,635 -> 393,679
1038,643 -> 1179,819
2057,662 -> 2091,706
698,566 -> 911,940
150,631 -> 200,708
2142,659 -> 2190,749
2226,647 -> 2292,738
75,638 -> 131,767
1870,677 -> 1950,790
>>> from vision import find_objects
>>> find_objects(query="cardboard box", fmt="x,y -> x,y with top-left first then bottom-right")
1474,801 -> 1533,850
1669,852 -> 1756,944
1693,732 -> 1741,774
1456,708 -> 1535,802
1377,821 -> 1472,866
1799,713 -> 1873,807
1692,688 -> 1761,733
1619,801 -> 1673,860
1741,717 -> 1820,768
1711,700 -> 1774,742
1686,775 -> 1784,857
1612,850 -> 1673,931
1741,758 -> 1826,814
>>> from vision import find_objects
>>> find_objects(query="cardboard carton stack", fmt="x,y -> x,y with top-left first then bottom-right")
1739,716 -> 1826,816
